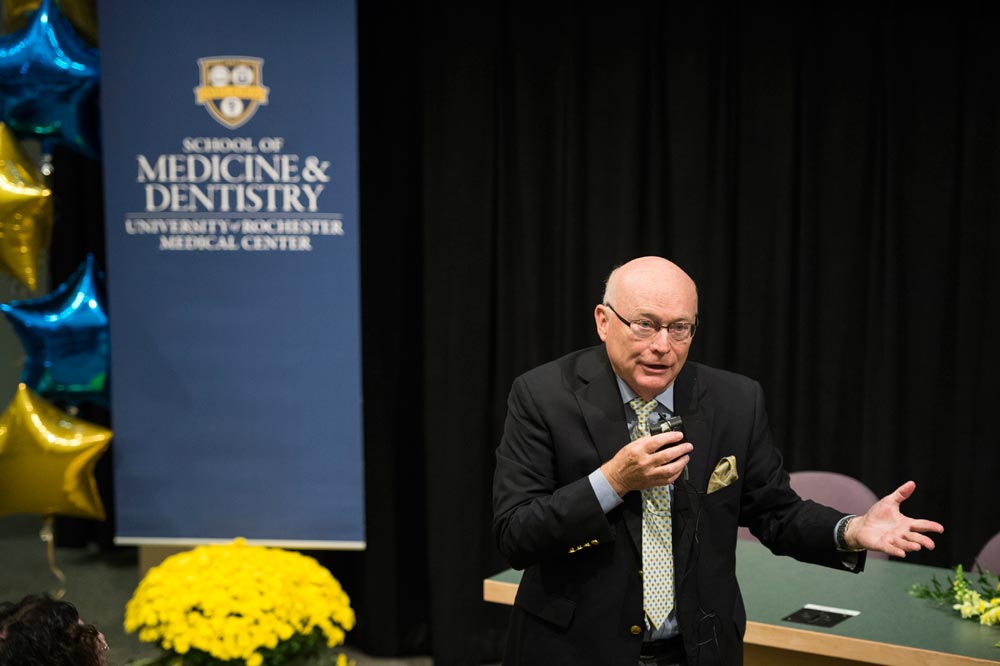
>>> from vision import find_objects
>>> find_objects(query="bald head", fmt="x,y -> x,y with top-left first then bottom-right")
603,257 -> 698,310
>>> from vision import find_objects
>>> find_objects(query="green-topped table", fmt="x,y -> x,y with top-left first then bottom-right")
484,540 -> 1000,665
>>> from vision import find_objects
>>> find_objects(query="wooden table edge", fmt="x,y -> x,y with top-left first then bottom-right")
484,577 -> 999,665
744,621 -> 998,666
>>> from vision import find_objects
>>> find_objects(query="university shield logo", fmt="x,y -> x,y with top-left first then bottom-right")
193,56 -> 270,129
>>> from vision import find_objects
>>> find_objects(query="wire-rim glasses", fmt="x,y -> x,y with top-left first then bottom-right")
604,302 -> 698,342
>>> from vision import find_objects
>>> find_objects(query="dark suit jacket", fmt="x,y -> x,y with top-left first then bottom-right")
492,345 -> 864,666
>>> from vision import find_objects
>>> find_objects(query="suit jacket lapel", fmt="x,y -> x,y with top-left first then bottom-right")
673,363 -> 712,491
672,363 -> 711,591
573,347 -> 643,555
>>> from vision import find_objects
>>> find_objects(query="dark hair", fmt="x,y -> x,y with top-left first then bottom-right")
0,595 -> 106,666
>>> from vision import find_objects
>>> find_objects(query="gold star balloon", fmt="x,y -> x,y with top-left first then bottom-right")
0,384 -> 112,520
0,123 -> 52,291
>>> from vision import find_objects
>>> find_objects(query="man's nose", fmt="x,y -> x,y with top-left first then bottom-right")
647,327 -> 674,352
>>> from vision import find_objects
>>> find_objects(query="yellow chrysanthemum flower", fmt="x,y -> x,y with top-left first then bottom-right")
124,539 -> 355,665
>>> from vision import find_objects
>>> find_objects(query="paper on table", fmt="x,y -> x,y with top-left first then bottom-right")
782,603 -> 860,628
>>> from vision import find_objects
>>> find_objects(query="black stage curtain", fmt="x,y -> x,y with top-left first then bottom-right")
50,2 -> 1000,665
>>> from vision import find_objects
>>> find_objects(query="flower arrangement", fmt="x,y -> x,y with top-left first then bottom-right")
910,564 -> 1000,647
124,538 -> 356,666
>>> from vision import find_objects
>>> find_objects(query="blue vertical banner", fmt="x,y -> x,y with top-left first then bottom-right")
99,1 -> 364,547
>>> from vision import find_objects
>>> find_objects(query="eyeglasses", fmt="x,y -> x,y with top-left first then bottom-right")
604,303 -> 698,342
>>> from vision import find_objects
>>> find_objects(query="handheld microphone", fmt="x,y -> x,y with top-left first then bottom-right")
649,414 -> 688,481
649,414 -> 683,435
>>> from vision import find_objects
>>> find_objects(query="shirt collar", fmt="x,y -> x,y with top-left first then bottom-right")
614,375 -> 674,414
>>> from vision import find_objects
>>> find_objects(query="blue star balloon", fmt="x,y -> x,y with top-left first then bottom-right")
0,254 -> 110,407
0,0 -> 100,157
5,0 -> 100,47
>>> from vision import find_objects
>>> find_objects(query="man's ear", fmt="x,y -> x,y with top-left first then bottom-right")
594,304 -> 609,342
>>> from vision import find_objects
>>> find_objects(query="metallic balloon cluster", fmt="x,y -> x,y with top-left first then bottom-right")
0,0 -> 108,522
0,255 -> 112,521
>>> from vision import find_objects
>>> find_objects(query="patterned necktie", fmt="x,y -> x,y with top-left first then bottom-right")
629,396 -> 675,630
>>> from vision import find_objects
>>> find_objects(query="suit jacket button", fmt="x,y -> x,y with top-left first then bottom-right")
630,625 -> 642,635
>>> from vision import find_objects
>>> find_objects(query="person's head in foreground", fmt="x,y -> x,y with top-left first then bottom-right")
0,594 -> 108,666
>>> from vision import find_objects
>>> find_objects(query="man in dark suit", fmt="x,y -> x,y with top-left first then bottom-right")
492,256 -> 943,666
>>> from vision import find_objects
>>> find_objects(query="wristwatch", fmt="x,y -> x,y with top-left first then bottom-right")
835,514 -> 862,551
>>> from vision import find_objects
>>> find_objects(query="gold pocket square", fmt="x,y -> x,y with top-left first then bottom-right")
707,455 -> 738,494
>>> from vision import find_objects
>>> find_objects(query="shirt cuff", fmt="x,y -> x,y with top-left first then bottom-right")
841,550 -> 864,571
588,468 -> 624,514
